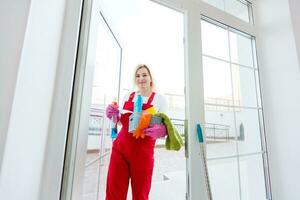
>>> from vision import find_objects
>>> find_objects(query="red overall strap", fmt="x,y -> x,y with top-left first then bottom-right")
145,92 -> 155,105
127,92 -> 155,105
128,92 -> 135,102
123,92 -> 155,111
122,92 -> 135,111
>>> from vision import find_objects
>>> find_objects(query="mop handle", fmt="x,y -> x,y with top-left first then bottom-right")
197,124 -> 213,200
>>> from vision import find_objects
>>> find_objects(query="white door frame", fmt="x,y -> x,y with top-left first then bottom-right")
59,0 -> 96,199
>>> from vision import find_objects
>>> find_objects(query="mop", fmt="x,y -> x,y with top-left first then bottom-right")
197,124 -> 213,200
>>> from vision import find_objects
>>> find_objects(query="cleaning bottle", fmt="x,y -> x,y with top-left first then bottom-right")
129,95 -> 143,133
134,94 -> 142,113
110,101 -> 118,139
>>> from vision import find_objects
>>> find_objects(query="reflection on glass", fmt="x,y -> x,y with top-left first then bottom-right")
235,108 -> 262,155
232,65 -> 257,107
239,155 -> 266,200
201,20 -> 230,61
207,158 -> 240,200
230,32 -> 254,67
205,106 -> 237,158
203,56 -> 233,106
82,12 -> 121,200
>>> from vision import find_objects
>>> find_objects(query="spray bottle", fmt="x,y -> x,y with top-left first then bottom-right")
110,101 -> 118,139
134,95 -> 143,113
128,95 -> 142,133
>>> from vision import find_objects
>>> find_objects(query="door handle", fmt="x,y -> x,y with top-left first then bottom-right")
196,123 -> 204,143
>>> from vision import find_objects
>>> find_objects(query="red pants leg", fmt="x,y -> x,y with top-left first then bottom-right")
106,147 -> 130,200
130,139 -> 155,200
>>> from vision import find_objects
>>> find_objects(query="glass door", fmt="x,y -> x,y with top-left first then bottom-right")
81,11 -> 122,200
60,0 -> 122,199
201,17 -> 269,200
100,1 -> 188,199
61,0 -> 211,199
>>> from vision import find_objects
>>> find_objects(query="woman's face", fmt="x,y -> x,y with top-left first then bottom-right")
135,67 -> 152,90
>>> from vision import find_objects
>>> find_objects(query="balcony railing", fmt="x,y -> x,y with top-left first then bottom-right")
88,111 -> 232,144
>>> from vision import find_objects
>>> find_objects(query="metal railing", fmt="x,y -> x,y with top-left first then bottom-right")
205,123 -> 231,142
170,118 -> 231,142
85,112 -> 232,167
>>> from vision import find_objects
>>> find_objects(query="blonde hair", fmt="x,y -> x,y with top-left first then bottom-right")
134,64 -> 154,91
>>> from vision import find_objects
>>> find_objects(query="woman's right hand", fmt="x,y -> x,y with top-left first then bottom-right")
143,124 -> 167,139
105,104 -> 119,121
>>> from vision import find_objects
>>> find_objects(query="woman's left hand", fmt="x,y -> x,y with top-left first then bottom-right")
143,124 -> 167,139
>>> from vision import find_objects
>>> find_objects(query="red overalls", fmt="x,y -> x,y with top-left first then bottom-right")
106,92 -> 156,200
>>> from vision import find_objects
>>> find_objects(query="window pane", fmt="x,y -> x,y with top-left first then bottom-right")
83,12 -> 121,199
235,108 -> 262,155
224,0 -> 250,23
239,155 -> 267,200
203,56 -> 233,106
230,32 -> 254,67
205,105 -> 237,158
232,65 -> 257,107
201,17 -> 268,200
201,20 -> 230,61
202,0 -> 251,23
208,158 -> 240,200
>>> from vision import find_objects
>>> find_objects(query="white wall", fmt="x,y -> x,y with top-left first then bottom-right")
0,0 -> 31,172
254,0 -> 300,199
289,0 -> 300,66
0,0 -> 67,199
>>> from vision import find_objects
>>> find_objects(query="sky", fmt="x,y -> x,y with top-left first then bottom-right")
91,0 -> 254,109
100,0 -> 185,97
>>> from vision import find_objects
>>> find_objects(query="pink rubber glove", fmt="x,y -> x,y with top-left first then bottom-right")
105,104 -> 119,122
144,124 -> 167,139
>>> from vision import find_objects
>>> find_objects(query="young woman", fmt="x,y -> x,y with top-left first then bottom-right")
105,64 -> 168,200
